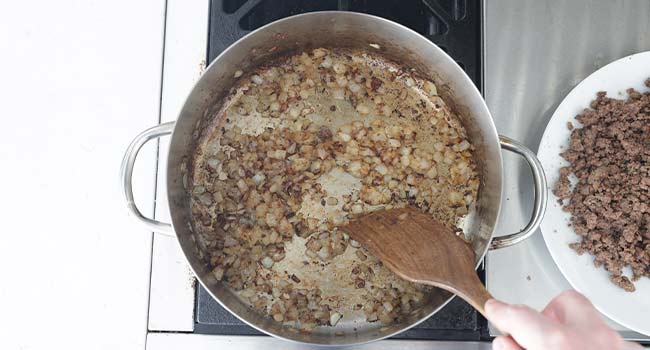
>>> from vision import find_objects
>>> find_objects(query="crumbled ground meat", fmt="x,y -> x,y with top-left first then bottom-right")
554,79 -> 650,292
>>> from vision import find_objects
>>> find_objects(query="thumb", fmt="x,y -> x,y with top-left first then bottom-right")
485,299 -> 556,349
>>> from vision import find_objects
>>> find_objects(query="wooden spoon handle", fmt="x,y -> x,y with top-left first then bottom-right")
429,273 -> 510,337
456,273 -> 493,318
436,270 -> 492,319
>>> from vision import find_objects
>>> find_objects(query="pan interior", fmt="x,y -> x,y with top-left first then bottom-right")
166,12 -> 501,345
188,46 -> 480,336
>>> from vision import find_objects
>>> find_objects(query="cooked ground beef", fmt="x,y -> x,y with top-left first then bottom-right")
553,79 -> 650,292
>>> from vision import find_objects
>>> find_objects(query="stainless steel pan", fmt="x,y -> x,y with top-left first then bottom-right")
120,12 -> 547,345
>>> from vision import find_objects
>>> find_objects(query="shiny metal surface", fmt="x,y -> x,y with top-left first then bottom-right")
165,11 -> 504,345
490,135 -> 547,249
120,122 -> 175,236
123,11 -> 542,346
484,0 -> 650,340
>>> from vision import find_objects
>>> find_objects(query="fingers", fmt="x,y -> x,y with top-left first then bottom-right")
542,291 -> 633,350
487,294 -> 636,350
622,341 -> 644,349
485,299 -> 555,348
542,290 -> 600,325
492,336 -> 523,350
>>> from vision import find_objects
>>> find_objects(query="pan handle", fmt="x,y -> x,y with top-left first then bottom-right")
120,122 -> 175,236
489,135 -> 548,249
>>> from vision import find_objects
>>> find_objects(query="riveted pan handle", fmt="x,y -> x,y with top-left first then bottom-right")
489,135 -> 548,249
120,122 -> 175,236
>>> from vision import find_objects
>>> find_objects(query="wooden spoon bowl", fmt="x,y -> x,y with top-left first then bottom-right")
340,207 -> 492,317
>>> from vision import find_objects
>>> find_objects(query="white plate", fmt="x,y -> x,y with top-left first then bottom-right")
538,51 -> 650,336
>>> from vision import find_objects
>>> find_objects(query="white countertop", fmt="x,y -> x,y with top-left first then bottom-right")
0,1 -> 165,349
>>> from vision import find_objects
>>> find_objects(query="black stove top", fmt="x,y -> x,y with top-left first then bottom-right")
208,0 -> 481,87
196,0 -> 486,341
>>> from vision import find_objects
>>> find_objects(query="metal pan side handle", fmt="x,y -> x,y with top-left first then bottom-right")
120,122 -> 175,236
490,135 -> 548,249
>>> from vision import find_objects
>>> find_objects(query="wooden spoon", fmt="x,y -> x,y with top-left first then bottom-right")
340,207 -> 493,317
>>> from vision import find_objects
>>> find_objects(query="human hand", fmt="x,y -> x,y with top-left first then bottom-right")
485,290 -> 643,350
